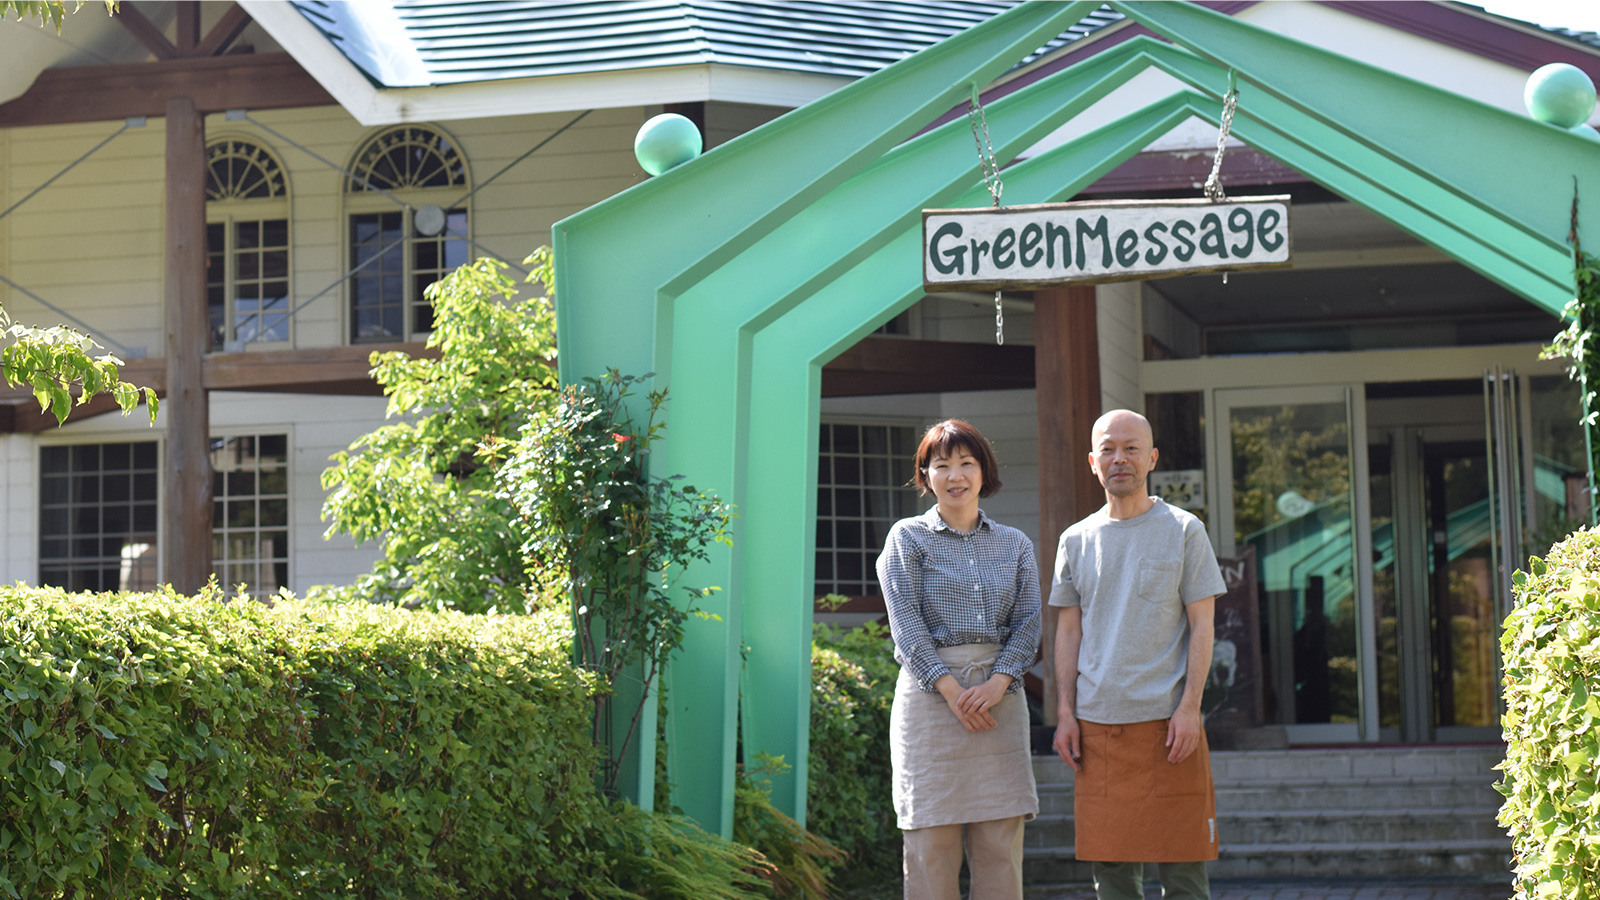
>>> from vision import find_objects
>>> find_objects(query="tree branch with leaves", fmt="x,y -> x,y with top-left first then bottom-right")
1,0 -> 116,32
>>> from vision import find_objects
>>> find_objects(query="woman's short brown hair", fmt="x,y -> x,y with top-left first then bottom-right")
911,419 -> 1002,498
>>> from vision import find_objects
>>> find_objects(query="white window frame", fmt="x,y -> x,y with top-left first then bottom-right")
343,124 -> 472,345
205,137 -> 292,351
815,417 -> 925,598
211,431 -> 292,600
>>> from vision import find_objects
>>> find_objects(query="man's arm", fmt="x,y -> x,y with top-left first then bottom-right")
1166,595 -> 1215,764
1051,605 -> 1083,771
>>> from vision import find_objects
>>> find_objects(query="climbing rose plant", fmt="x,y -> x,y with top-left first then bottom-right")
495,370 -> 732,794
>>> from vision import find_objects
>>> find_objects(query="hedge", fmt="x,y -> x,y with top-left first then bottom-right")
1500,527 -> 1600,898
0,585 -> 763,899
809,622 -> 899,891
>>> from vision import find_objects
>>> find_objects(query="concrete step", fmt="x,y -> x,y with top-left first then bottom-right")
1024,746 -> 1512,882
1026,805 -> 1505,849
1023,839 -> 1512,883
1215,779 -> 1503,812
1040,777 -> 1501,814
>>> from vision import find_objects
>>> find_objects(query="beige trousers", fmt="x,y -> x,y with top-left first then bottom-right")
902,815 -> 1026,900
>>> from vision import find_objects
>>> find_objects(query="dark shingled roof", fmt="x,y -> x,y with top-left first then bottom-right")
289,0 -> 1124,88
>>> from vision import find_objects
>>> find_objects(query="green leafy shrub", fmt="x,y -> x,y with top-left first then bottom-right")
0,585 -> 765,899
318,253 -> 558,614
1499,527 -> 1600,897
809,622 -> 899,890
734,754 -> 844,898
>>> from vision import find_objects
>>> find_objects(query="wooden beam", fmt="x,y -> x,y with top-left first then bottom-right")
115,3 -> 179,60
202,342 -> 439,394
0,343 -> 441,433
1033,285 -> 1103,728
164,95 -> 212,595
821,336 -> 1034,397
195,4 -> 253,59
0,54 -> 336,127
174,1 -> 201,53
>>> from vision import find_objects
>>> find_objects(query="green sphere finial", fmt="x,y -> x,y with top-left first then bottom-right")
1525,63 -> 1596,129
635,113 -> 703,176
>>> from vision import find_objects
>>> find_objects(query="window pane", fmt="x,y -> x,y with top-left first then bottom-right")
42,447 -> 68,474
444,236 -> 468,269
263,250 -> 288,279
815,423 -> 920,596
211,433 -> 292,600
351,213 -> 406,344
260,435 -> 287,460
259,469 -> 288,495
41,477 -> 68,504
103,444 -> 130,470
39,441 -> 159,592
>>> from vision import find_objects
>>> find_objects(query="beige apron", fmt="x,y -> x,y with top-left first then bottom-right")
890,643 -> 1039,831
1073,718 -> 1218,862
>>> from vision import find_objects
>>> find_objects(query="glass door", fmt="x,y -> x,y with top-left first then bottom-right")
1212,385 -> 1376,743
1365,374 -> 1527,743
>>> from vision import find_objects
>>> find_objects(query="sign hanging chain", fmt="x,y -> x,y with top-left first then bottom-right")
1204,72 -> 1240,284
967,84 -> 1007,345
1203,73 -> 1239,203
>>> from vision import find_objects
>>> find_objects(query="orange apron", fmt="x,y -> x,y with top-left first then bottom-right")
1073,718 -> 1218,863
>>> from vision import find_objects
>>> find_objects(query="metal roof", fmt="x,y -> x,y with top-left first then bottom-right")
288,0 -> 1124,88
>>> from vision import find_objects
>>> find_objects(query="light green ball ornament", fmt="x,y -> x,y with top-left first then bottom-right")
1525,63 -> 1596,129
1572,122 -> 1600,143
634,113 -> 702,176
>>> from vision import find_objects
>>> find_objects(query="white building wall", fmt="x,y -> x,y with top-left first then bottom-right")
1,104 -> 654,356
3,392 -> 389,594
820,388 -> 1042,553
1096,280 -> 1143,413
0,102 -> 676,596
941,388 -> 1041,553
4,119 -> 167,357
208,392 -> 388,593
0,433 -> 25,585
705,102 -> 790,149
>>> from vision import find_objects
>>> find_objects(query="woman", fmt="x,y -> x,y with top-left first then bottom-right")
875,419 -> 1041,900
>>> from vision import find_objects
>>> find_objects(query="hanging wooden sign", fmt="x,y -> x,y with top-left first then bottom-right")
922,195 -> 1291,292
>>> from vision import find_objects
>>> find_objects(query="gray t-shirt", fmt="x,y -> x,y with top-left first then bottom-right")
1049,498 -> 1226,724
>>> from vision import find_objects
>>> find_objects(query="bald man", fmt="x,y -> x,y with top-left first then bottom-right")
1049,410 -> 1226,900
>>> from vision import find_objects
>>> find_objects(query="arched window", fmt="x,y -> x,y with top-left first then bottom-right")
206,138 -> 290,350
345,125 -> 470,344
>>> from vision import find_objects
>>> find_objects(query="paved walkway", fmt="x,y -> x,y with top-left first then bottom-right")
1024,879 -> 1512,899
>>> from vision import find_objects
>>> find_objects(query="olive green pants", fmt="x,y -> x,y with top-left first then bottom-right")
1090,861 -> 1209,900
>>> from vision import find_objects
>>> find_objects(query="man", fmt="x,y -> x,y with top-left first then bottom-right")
1050,409 -> 1226,900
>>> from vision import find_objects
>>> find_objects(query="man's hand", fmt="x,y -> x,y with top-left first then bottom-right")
1053,713 -> 1081,771
936,674 -> 997,732
1166,705 -> 1203,763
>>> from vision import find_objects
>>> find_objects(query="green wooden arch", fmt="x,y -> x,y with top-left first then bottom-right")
554,0 -> 1600,835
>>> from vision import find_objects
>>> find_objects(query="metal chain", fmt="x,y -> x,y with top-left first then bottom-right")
1202,86 -> 1239,203
967,86 -> 1008,344
967,92 -> 1003,208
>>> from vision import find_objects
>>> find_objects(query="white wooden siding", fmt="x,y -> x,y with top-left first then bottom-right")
705,102 -> 789,149
1096,280 -> 1142,413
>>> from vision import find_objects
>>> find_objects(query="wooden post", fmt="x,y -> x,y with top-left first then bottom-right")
1033,284 -> 1104,726
164,96 -> 212,593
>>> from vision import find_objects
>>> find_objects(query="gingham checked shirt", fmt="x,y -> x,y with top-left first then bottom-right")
875,507 -> 1041,693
